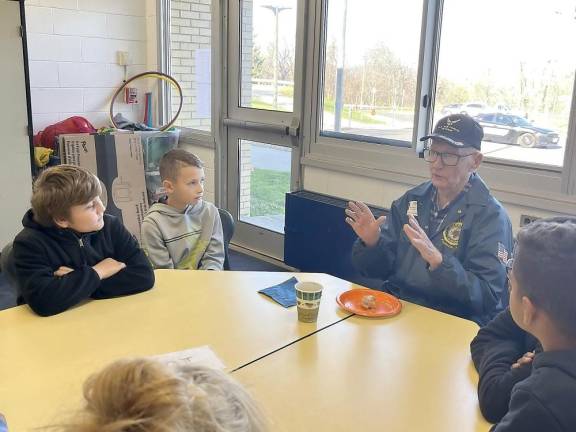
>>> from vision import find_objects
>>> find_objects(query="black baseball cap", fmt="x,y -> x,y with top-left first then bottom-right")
420,114 -> 484,150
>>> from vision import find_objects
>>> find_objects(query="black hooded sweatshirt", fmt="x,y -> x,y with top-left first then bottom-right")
492,349 -> 576,431
471,309 -> 541,423
12,210 -> 154,316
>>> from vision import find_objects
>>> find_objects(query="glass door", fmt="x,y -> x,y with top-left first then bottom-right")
224,0 -> 305,260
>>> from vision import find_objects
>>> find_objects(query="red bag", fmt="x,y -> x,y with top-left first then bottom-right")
34,116 -> 97,149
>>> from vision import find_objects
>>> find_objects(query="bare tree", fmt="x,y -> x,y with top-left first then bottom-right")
519,62 -> 530,114
252,44 -> 267,79
277,42 -> 295,81
323,40 -> 338,102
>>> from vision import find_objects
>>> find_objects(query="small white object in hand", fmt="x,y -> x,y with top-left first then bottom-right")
407,200 -> 418,217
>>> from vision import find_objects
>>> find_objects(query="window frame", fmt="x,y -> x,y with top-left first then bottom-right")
224,0 -> 306,128
300,0 -> 576,212
159,0 -> 218,149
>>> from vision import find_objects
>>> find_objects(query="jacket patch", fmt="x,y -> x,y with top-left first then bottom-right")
497,242 -> 509,264
442,221 -> 463,249
407,200 -> 418,217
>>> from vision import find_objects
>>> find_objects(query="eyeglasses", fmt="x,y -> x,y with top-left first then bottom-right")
423,149 -> 475,166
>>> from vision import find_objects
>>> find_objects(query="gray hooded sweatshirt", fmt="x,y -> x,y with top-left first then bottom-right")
141,199 -> 224,270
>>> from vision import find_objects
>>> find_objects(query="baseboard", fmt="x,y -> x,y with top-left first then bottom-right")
229,243 -> 299,272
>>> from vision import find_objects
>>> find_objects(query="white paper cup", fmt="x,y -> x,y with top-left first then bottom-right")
295,282 -> 323,323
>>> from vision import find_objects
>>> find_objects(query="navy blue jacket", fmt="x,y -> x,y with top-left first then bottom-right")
12,210 -> 155,316
492,349 -> 576,432
352,174 -> 513,325
471,309 -> 541,423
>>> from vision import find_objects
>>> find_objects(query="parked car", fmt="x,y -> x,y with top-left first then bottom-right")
475,113 -> 560,148
441,103 -> 463,116
459,102 -> 491,117
441,102 -> 492,117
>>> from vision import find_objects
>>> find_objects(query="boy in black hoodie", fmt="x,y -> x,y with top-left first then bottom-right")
471,308 -> 541,423
475,217 -> 576,431
12,165 -> 154,316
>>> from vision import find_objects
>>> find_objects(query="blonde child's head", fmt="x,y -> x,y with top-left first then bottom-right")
54,358 -> 267,432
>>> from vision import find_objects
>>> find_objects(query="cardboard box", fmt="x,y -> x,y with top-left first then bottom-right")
59,133 -> 148,243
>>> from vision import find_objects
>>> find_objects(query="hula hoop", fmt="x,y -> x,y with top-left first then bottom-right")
109,71 -> 183,131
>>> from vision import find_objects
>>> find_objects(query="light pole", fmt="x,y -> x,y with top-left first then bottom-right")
334,0 -> 348,131
360,56 -> 367,107
262,4 -> 291,109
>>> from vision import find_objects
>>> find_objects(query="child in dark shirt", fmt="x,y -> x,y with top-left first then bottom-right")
472,217 -> 576,431
12,165 -> 154,316
471,308 -> 541,422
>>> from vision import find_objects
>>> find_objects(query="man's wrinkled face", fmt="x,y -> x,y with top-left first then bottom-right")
428,141 -> 482,192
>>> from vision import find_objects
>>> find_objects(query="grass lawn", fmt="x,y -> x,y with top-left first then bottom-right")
323,99 -> 383,125
250,168 -> 290,216
250,99 -> 291,112
250,99 -> 275,110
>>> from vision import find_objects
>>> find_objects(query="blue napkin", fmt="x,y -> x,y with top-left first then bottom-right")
258,277 -> 298,308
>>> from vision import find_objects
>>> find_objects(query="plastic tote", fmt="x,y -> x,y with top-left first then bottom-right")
134,129 -> 180,204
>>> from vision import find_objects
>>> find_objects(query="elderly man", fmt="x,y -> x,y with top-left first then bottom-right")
346,114 -> 513,325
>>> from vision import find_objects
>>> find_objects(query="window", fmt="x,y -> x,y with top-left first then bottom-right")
299,0 -> 576,203
320,0 -> 424,145
159,0 -> 576,206
170,0 -> 212,132
435,0 -> 576,168
239,0 -> 297,112
238,140 -> 292,233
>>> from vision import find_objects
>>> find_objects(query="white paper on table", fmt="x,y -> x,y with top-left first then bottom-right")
152,345 -> 225,370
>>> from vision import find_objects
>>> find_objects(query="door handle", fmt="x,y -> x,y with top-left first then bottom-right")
288,117 -> 300,137
223,117 -> 300,138
223,118 -> 290,135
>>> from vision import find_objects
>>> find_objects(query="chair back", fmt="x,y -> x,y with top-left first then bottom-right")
218,208 -> 235,270
0,242 -> 19,309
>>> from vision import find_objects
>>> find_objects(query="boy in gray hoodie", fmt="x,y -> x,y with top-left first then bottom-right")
141,149 -> 225,270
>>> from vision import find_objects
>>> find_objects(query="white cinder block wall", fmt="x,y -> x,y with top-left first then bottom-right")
25,0 -> 152,133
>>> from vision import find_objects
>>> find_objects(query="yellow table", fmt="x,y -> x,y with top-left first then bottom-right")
0,270 -> 353,431
233,302 -> 491,432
